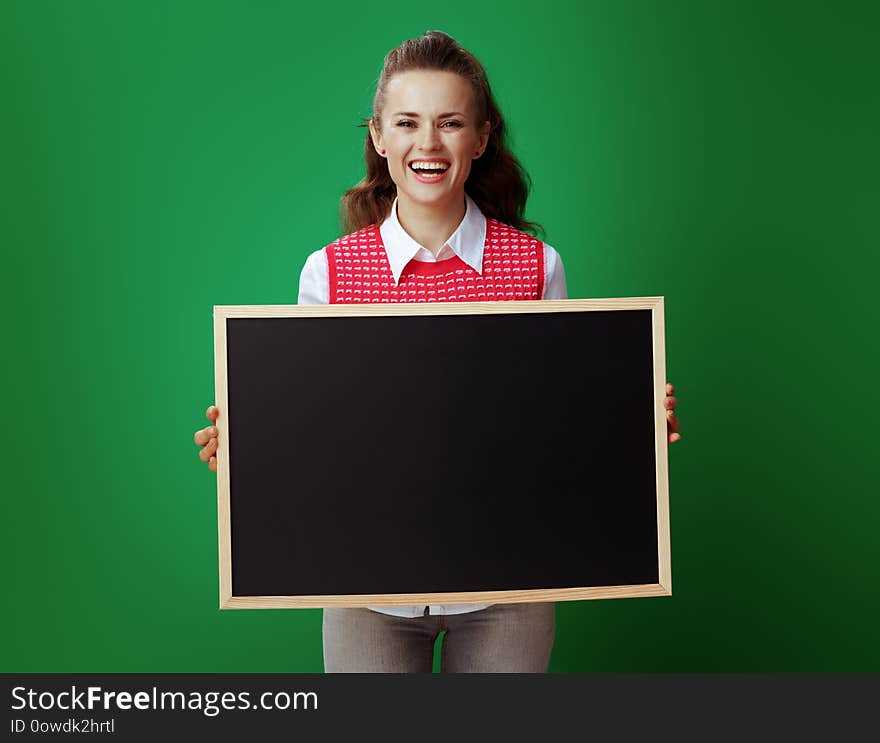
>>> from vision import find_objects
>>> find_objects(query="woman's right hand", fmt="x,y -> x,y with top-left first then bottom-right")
193,405 -> 220,473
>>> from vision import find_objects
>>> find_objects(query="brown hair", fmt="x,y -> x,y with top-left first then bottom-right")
340,30 -> 544,238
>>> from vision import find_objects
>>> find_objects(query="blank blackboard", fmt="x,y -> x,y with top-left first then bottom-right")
213,298 -> 671,609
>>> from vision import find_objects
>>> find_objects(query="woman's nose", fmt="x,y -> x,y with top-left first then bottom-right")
417,125 -> 441,150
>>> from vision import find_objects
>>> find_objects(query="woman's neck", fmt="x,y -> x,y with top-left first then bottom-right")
395,192 -> 467,257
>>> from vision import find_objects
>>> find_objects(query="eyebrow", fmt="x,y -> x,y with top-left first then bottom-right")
391,111 -> 466,118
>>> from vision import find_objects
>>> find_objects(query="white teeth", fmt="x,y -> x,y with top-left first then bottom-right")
410,161 -> 449,171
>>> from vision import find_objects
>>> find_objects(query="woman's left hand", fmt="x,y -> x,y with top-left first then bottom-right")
666,382 -> 681,444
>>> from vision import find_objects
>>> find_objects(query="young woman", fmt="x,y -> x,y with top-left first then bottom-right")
194,30 -> 681,672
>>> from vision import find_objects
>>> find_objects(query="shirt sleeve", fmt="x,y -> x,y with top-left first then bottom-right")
297,248 -> 330,305
542,242 -> 568,300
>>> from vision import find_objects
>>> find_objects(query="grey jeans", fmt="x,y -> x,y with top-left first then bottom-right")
323,602 -> 555,673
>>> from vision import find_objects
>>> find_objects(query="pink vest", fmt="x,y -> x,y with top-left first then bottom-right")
326,218 -> 545,304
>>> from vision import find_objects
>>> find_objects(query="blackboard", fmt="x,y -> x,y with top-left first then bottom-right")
213,298 -> 671,608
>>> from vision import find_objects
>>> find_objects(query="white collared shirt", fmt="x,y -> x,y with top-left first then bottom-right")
297,193 -> 568,617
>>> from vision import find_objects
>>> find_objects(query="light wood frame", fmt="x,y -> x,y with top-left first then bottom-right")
214,297 -> 671,609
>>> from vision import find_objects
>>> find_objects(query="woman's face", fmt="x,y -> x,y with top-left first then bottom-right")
370,70 -> 490,212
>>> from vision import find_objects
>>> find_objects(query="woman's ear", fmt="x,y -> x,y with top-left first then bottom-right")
474,120 -> 491,159
369,118 -> 386,157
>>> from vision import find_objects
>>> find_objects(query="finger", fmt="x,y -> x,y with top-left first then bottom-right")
206,406 -> 219,423
664,395 -> 677,410
669,432 -> 681,444
666,382 -> 674,395
194,426 -> 218,447
199,437 -> 218,462
666,410 -> 680,433
209,456 -> 217,472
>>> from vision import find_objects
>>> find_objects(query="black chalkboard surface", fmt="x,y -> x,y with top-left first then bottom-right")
213,299 -> 670,609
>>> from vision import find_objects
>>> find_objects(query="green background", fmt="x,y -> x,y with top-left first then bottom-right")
2,0 -> 877,672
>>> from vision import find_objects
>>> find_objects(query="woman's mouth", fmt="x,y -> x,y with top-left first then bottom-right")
408,160 -> 450,183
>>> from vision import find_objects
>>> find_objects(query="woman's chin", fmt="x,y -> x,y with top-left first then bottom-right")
398,183 -> 462,209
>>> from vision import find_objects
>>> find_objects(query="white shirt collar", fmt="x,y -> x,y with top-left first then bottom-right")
379,192 -> 487,285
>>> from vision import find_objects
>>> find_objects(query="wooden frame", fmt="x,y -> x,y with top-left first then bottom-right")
214,298 -> 671,609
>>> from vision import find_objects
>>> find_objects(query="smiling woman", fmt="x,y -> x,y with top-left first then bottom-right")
343,32 -> 544,257
192,29 -> 682,673
366,69 -> 490,245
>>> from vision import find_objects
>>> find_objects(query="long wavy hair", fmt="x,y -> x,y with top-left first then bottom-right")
340,31 -> 544,238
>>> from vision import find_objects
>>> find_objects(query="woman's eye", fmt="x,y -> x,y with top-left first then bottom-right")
395,120 -> 462,128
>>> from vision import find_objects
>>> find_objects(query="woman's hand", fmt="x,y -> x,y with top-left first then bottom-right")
665,382 -> 681,444
193,405 -> 220,472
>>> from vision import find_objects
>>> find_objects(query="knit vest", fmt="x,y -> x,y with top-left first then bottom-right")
325,218 -> 545,304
